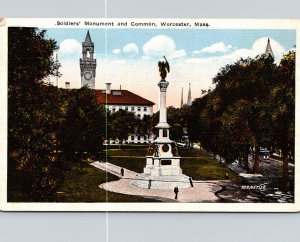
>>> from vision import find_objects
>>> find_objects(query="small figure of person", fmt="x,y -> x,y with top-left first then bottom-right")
154,145 -> 159,157
147,142 -> 154,156
148,179 -> 152,189
120,167 -> 124,177
171,142 -> 179,156
189,177 -> 194,187
225,173 -> 229,179
174,186 -> 179,199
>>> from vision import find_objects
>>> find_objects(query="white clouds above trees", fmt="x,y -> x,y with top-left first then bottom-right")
59,39 -> 81,58
143,35 -> 186,59
112,48 -> 121,54
123,43 -> 139,54
193,42 -> 233,55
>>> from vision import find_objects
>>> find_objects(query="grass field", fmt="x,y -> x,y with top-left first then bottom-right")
55,161 -> 157,202
56,146 -> 237,202
106,147 -> 238,180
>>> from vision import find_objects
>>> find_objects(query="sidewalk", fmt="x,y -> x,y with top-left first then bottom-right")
91,161 -> 224,202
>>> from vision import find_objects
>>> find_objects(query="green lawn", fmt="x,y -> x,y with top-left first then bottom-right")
55,161 -> 157,202
106,148 -> 148,173
107,147 -> 238,180
56,147 -> 237,202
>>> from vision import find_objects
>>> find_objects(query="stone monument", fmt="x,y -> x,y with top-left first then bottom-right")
132,57 -> 191,189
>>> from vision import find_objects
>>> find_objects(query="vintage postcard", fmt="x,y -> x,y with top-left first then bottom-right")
0,18 -> 299,211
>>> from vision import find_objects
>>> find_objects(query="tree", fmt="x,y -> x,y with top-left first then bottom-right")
8,27 -> 62,201
59,87 -> 106,165
270,51 -> 295,190
108,109 -> 139,141
189,55 -> 277,173
8,27 -> 60,86
167,106 -> 185,141
136,114 -> 153,137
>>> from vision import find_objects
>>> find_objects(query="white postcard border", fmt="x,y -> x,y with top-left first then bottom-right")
0,18 -> 299,212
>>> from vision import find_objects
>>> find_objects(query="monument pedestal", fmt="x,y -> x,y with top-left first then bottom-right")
132,60 -> 191,190
132,142 -> 191,189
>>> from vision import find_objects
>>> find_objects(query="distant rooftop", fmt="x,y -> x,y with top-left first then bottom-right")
95,89 -> 155,106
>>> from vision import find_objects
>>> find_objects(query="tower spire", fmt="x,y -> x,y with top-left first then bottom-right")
181,87 -> 183,108
84,30 -> 92,44
55,53 -> 59,87
265,38 -> 275,60
187,83 -> 192,106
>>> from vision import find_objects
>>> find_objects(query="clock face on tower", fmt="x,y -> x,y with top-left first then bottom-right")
84,71 -> 92,80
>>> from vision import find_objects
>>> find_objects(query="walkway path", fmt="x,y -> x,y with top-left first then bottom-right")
91,161 -> 225,202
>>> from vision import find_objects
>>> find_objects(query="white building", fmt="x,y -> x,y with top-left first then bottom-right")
95,83 -> 155,143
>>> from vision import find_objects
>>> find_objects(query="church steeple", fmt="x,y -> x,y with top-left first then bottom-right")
187,83 -> 192,106
180,87 -> 183,108
265,38 -> 275,60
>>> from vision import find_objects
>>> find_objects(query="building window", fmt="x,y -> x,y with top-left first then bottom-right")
131,107 -> 134,111
143,106 -> 147,111
125,106 -> 128,111
137,107 -> 141,111
112,107 -> 116,112
163,129 -> 168,137
137,114 -> 141,119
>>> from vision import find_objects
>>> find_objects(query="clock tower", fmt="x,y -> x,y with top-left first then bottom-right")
80,30 -> 96,88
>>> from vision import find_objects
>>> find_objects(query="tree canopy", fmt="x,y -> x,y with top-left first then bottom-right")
186,52 -> 295,190
8,28 -> 106,201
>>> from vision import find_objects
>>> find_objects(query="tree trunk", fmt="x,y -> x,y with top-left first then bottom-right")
243,151 -> 249,173
282,148 -> 289,192
252,145 -> 260,174
79,152 -> 83,169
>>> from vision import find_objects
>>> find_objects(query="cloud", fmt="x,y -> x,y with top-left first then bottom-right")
123,43 -> 139,54
112,48 -> 121,54
170,49 -> 187,59
54,36 -> 288,109
110,59 -> 127,64
193,42 -> 233,55
179,37 -> 287,99
187,37 -> 286,65
143,35 -> 186,59
58,39 -> 81,58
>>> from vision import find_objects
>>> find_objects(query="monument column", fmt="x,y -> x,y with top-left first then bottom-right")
159,81 -> 168,124
157,80 -> 170,139
132,56 -> 190,189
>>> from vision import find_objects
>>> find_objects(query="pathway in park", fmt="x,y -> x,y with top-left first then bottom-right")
91,161 -> 225,202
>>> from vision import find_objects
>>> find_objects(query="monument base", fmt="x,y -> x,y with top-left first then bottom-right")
132,173 -> 191,189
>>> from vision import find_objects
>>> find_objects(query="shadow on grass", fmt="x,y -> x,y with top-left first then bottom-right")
55,162 -> 158,203
107,147 -> 238,181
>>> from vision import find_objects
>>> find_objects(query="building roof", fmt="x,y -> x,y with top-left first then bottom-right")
95,89 -> 155,106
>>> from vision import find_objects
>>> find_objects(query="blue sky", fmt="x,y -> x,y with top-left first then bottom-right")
45,28 -> 295,108
46,28 -> 295,58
